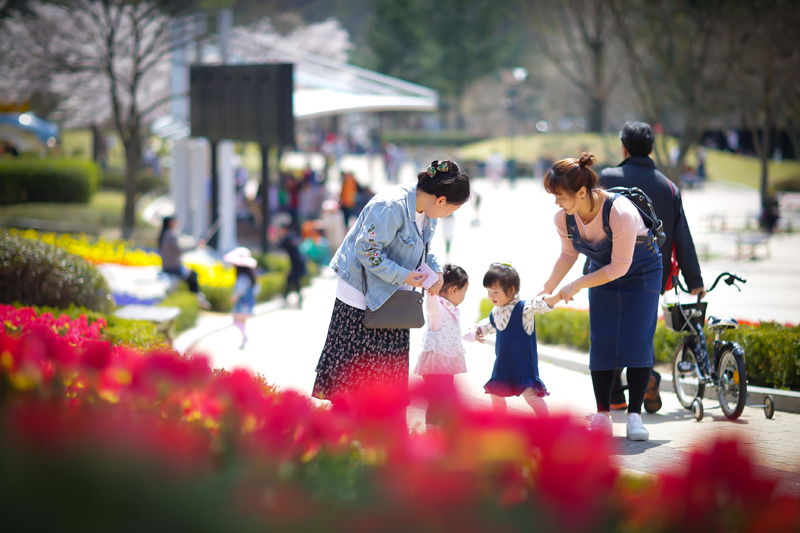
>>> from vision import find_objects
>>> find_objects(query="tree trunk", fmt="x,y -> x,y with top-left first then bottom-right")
759,125 -> 771,211
587,95 -> 604,133
121,128 -> 140,239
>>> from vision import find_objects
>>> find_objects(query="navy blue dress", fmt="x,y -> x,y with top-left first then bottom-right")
565,193 -> 662,371
484,300 -> 548,398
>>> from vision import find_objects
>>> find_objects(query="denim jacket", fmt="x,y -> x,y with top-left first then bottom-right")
330,183 -> 441,311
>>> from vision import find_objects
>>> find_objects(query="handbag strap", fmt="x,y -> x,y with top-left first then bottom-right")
361,241 -> 428,299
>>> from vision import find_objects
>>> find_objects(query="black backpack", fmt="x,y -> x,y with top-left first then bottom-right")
606,186 -> 666,247
566,187 -> 665,248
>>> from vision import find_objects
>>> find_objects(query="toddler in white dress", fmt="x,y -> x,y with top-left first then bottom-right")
414,264 -> 470,428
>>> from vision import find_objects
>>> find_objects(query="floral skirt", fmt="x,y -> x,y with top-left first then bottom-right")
312,299 -> 410,404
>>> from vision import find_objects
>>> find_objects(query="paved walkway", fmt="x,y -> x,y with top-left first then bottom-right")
181,174 -> 800,497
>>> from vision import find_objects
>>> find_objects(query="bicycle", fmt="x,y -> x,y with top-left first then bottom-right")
665,272 -> 775,421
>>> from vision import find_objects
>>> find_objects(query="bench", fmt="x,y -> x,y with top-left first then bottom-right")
115,305 -> 182,344
735,232 -> 771,260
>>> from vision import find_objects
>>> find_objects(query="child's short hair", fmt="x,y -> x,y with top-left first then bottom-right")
483,262 -> 520,297
441,263 -> 468,292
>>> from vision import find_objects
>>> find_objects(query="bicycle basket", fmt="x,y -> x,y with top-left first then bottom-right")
662,302 -> 707,332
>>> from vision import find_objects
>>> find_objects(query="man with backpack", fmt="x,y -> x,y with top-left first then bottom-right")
599,121 -> 706,413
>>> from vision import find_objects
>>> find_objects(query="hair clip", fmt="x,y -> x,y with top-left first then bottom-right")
446,270 -> 451,274
427,160 -> 451,177
501,261 -> 513,267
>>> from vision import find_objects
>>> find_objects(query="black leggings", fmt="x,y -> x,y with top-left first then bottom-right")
592,367 -> 651,414
284,275 -> 302,298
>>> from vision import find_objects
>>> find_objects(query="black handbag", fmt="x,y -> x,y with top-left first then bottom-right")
361,243 -> 428,329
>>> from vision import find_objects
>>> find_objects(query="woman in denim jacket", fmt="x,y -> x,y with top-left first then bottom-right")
313,159 -> 470,411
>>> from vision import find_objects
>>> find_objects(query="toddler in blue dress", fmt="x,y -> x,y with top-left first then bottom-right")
473,262 -> 561,416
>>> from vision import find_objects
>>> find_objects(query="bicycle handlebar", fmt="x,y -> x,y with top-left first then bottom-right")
672,272 -> 746,296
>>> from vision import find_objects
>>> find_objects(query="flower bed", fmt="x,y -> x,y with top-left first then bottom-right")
9,228 -> 161,266
1,304 -> 166,349
1,307 -> 798,531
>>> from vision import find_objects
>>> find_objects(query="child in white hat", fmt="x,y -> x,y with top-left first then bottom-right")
224,247 -> 259,349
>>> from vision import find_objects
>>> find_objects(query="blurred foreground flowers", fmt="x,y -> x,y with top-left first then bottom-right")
1,305 -> 798,532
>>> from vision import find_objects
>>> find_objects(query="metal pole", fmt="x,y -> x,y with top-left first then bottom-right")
260,144 -> 271,254
209,140 -> 219,249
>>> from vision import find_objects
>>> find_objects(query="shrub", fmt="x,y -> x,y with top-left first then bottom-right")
0,233 -> 114,313
511,303 -> 800,391
100,169 -> 167,193
732,321 -> 800,390
201,285 -> 234,313
380,129 -> 487,146
774,175 -> 800,192
257,272 -> 286,303
258,252 -> 291,273
536,308 -> 591,351
158,290 -> 199,333
0,158 -> 99,205
478,298 -> 493,321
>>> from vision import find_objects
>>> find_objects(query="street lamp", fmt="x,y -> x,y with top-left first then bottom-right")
506,67 -> 528,186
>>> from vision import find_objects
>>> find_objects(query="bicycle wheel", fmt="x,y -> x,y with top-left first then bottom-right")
673,342 -> 705,409
717,350 -> 747,419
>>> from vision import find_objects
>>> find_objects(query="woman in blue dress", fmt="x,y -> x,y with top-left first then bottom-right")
541,153 -> 662,441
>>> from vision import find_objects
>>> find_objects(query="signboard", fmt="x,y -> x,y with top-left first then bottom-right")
190,64 -> 294,146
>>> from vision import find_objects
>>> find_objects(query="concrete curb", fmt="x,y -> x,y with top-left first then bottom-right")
532,343 -> 800,414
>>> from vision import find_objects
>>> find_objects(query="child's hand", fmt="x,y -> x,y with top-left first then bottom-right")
229,295 -> 238,304
543,293 -> 560,309
462,326 -> 478,343
427,272 -> 444,295
475,326 -> 485,344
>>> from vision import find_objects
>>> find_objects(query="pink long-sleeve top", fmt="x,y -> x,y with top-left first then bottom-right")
554,190 -> 648,281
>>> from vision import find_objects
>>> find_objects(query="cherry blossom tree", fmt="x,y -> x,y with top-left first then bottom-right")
0,0 -> 194,236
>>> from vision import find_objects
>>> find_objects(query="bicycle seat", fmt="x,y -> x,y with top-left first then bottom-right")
707,315 -> 739,331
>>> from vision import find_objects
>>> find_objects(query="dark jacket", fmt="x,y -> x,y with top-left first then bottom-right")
599,156 -> 704,294
280,232 -> 308,280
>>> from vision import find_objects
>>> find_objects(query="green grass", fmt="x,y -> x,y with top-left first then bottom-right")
458,133 -> 800,190
0,190 -> 131,227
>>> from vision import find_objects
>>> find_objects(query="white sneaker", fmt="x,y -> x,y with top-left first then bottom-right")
586,413 -> 613,437
626,413 -> 649,441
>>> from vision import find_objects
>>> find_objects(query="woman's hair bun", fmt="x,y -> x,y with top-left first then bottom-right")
577,152 -> 596,168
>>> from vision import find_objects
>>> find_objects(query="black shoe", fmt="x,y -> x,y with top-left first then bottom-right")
644,371 -> 662,413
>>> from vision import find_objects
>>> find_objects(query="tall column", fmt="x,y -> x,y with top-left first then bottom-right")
189,138 -> 209,241
218,141 -> 236,252
215,7 -> 236,253
170,18 -> 191,227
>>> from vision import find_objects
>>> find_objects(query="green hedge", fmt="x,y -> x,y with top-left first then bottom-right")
380,129 -> 487,146
158,290 -> 199,333
100,169 -> 167,193
479,299 -> 800,390
0,233 -> 114,313
31,304 -> 166,349
0,158 -> 100,205
201,258 -> 320,313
